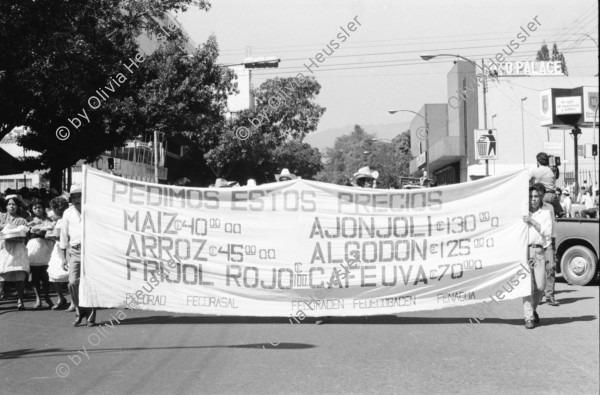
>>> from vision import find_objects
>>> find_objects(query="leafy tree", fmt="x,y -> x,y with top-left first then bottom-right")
536,42 -> 568,75
203,125 -> 280,184
367,131 -> 412,189
536,43 -> 550,61
0,0 -> 213,192
551,43 -> 568,76
271,140 -> 323,181
202,75 -> 326,182
317,125 -> 374,185
200,128 -> 323,185
127,35 -> 235,138
317,125 -> 412,188
251,77 -> 326,141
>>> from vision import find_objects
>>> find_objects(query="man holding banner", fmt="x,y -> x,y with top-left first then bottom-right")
60,185 -> 96,327
522,184 -> 552,329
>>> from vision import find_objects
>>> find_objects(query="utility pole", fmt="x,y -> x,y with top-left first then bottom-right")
463,78 -> 468,181
154,130 -> 159,184
593,104 -> 599,188
571,126 -> 581,196
482,59 -> 489,176
425,107 -> 430,177
521,97 -> 528,167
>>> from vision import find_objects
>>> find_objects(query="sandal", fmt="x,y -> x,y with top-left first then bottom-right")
17,301 -> 25,311
73,315 -> 83,327
44,297 -> 54,308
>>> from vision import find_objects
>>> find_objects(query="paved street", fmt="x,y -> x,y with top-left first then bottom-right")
0,276 -> 598,395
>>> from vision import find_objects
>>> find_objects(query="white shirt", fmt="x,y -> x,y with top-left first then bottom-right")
561,195 -> 572,215
541,202 -> 555,247
528,207 -> 552,247
581,194 -> 594,209
59,206 -> 82,249
578,192 -> 590,205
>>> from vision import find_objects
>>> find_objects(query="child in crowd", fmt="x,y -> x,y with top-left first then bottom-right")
26,198 -> 55,308
46,196 -> 71,310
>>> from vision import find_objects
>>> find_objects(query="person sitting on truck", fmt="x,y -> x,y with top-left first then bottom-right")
522,184 -> 552,329
529,152 -> 564,218
560,188 -> 572,218
580,189 -> 598,219
577,187 -> 596,218
577,186 -> 590,204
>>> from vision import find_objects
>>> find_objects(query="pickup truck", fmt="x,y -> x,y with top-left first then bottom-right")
555,218 -> 600,286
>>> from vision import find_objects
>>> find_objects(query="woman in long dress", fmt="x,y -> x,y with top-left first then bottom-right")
0,195 -> 30,310
26,198 -> 55,308
46,196 -> 71,309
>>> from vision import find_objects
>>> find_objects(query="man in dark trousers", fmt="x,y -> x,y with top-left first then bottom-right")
60,185 -> 96,327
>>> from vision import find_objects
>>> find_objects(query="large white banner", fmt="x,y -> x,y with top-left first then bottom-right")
80,167 -> 531,316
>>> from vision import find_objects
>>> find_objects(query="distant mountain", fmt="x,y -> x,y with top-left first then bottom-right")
304,122 -> 411,150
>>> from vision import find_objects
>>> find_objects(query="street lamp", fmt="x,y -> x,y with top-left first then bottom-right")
388,109 -> 430,176
491,114 -> 497,128
420,53 -> 478,65
420,54 -> 498,80
521,97 -> 528,167
219,57 -> 281,68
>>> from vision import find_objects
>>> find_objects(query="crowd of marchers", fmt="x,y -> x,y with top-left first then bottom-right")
0,185 -> 96,326
1,159 -> 598,331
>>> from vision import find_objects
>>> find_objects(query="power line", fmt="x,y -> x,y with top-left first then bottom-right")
218,26 -> 580,54
219,30 -> 582,57
562,26 -> 599,53
220,39 -> 593,68
249,47 -> 596,78
249,63 -> 598,80
548,3 -> 598,46
558,17 -> 598,52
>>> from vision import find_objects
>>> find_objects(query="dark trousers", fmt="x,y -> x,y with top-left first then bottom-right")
543,244 -> 556,299
68,248 -> 96,322
581,208 -> 597,218
544,192 -> 564,217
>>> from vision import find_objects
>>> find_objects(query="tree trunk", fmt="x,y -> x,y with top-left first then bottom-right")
49,166 -> 63,195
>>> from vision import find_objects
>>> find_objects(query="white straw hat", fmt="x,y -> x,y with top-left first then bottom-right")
275,168 -> 297,181
211,178 -> 238,188
351,166 -> 379,183
69,184 -> 82,194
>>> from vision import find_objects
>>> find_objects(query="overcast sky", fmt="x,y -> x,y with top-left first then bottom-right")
175,0 -> 598,133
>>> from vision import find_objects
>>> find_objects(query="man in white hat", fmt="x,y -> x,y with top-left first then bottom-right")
210,178 -> 239,188
275,168 -> 297,182
246,179 -> 257,188
351,166 -> 379,188
60,184 -> 96,327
